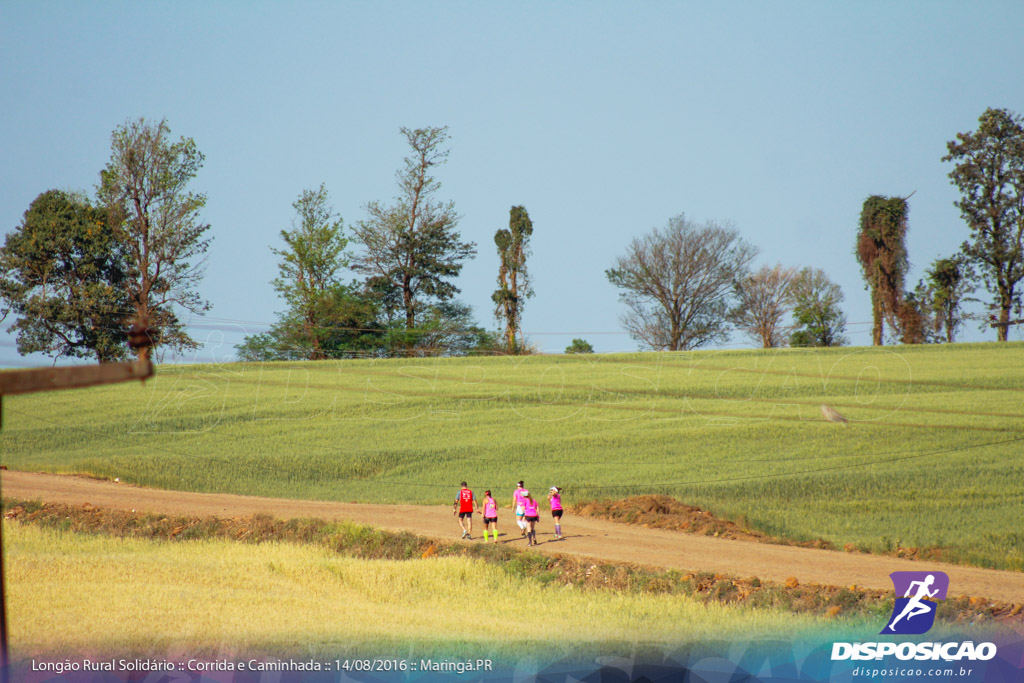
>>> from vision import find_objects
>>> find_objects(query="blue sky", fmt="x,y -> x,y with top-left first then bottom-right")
2,1 -> 1023,366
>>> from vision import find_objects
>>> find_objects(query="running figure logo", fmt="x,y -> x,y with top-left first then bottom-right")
882,571 -> 949,635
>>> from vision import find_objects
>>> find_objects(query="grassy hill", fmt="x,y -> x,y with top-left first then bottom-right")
2,342 -> 1022,570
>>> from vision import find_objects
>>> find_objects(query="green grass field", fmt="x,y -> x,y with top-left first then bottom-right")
2,342 -> 1023,569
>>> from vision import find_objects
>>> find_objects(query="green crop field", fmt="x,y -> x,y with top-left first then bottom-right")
2,342 -> 1023,569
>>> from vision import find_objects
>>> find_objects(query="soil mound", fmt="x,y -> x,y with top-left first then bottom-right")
573,495 -> 834,548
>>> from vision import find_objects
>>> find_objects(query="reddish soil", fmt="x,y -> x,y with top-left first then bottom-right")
3,470 -> 1023,608
572,496 -> 949,561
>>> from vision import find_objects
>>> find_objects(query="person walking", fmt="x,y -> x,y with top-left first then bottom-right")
482,490 -> 499,543
453,481 -> 478,539
548,486 -> 564,539
521,489 -> 540,546
512,481 -> 527,536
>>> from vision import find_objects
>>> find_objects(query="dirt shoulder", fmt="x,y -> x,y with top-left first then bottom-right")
3,470 -> 1023,604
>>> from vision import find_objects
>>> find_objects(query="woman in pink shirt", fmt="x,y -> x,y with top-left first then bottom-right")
482,490 -> 499,543
548,486 -> 564,540
521,490 -> 540,546
512,481 -> 527,536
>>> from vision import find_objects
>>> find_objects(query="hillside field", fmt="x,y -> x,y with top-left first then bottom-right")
1,342 -> 1022,570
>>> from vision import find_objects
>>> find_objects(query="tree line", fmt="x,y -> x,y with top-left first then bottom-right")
2,108 -> 1022,363
608,107 -> 1024,350
0,122 -> 534,362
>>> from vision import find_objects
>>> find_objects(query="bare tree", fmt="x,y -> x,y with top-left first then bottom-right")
606,214 -> 758,350
729,264 -> 798,348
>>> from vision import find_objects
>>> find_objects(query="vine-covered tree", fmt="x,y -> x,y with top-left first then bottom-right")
943,107 -> 1024,341
352,126 -> 476,353
895,289 -> 929,344
729,264 -> 798,348
98,117 -> 212,358
270,185 -> 350,360
606,214 -> 758,350
0,190 -> 130,361
789,268 -> 847,347
492,205 -> 534,354
856,195 -> 910,345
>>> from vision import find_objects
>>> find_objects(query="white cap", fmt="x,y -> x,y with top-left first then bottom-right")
550,486 -> 558,492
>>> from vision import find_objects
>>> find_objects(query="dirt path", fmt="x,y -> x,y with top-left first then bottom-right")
3,470 -> 1023,604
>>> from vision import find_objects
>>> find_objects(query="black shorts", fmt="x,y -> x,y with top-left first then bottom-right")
551,509 -> 563,519
525,515 -> 539,522
484,516 -> 497,524
458,511 -> 473,519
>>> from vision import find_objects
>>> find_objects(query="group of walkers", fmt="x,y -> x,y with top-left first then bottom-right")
453,480 -> 563,545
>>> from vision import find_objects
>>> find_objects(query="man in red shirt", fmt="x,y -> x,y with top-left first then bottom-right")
453,481 -> 478,539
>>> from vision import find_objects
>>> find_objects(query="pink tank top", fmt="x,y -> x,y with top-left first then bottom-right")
523,498 -> 539,516
484,497 -> 497,517
550,493 -> 562,511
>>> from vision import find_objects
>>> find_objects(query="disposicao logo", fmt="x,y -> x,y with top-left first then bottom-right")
881,571 -> 949,635
831,570 -> 998,663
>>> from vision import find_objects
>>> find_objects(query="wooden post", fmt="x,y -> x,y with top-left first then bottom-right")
0,359 -> 153,397
0,357 -> 154,679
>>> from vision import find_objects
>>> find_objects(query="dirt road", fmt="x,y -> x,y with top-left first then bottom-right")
3,470 -> 1022,604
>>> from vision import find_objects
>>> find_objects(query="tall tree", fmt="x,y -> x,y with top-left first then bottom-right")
943,107 -> 1024,341
729,264 -> 798,348
789,268 -> 848,347
921,256 -> 976,343
606,214 -> 758,351
98,117 -> 212,358
0,190 -> 130,361
856,195 -> 910,345
492,205 -> 534,354
352,126 -> 476,352
271,185 -> 350,360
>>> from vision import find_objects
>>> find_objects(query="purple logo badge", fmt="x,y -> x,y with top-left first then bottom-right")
881,571 -> 949,635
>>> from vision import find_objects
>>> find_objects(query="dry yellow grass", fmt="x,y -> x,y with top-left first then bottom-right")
6,522 -> 824,659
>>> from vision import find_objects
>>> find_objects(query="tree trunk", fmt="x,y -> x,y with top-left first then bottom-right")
872,290 -> 884,345
504,303 -> 517,354
997,299 -> 1010,342
402,276 -> 415,354
305,309 -> 322,360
